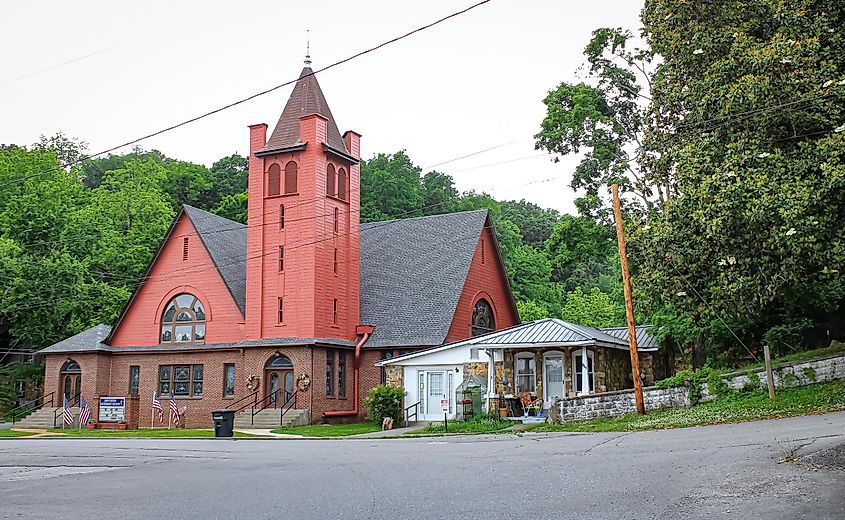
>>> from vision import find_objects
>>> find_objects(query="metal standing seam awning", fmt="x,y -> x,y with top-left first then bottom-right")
460,318 -> 639,351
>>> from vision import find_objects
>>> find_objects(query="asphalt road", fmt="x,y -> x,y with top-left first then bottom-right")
1,412 -> 843,520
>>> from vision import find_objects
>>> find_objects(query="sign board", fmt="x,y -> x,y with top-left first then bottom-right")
440,399 -> 449,413
98,397 -> 126,422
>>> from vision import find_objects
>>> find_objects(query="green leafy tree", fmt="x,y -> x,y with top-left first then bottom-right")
360,151 -> 424,222
561,287 -> 621,329
213,191 -> 248,224
500,199 -> 560,250
209,153 -> 249,203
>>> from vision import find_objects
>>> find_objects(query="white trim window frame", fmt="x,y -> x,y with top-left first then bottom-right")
514,352 -> 536,394
572,348 -> 595,395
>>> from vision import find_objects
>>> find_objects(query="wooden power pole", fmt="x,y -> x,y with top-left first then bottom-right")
612,184 -> 645,414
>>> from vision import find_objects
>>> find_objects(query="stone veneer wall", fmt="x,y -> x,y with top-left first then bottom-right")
553,353 -> 845,423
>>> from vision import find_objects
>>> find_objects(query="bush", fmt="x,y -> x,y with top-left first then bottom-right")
364,384 -> 406,422
742,370 -> 762,392
706,369 -> 731,399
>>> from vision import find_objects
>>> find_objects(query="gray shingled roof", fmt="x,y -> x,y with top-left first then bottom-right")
259,66 -> 348,155
41,324 -> 355,354
40,324 -> 112,353
601,326 -> 659,351
359,210 -> 489,348
183,205 -> 247,314
462,318 -> 633,349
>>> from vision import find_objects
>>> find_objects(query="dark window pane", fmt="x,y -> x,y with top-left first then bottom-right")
176,311 -> 192,322
160,382 -> 171,396
192,365 -> 203,382
129,366 -> 140,397
326,350 -> 334,396
192,382 -> 203,396
162,304 -> 176,323
161,327 -> 172,342
268,164 -> 281,196
173,382 -> 190,396
224,365 -> 235,397
174,366 -> 190,382
160,366 -> 171,381
338,352 -> 346,398
284,161 -> 298,194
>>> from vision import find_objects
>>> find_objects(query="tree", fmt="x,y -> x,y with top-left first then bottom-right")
561,287 -> 621,329
535,28 -> 667,221
209,153 -> 249,204
360,151 -> 424,222
631,0 -> 845,361
500,199 -> 560,250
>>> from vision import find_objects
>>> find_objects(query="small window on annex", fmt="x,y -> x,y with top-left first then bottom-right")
573,349 -> 595,394
515,353 -> 536,394
223,364 -> 236,397
337,168 -> 347,200
471,299 -> 495,337
129,366 -> 140,397
160,293 -> 206,344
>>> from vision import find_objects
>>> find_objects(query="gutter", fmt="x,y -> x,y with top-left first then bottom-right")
324,324 -> 375,418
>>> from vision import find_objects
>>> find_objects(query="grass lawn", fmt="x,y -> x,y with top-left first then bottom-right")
528,380 -> 845,433
407,414 -> 517,435
46,428 -> 253,438
0,429 -> 36,438
270,422 -> 382,437
727,343 -> 845,375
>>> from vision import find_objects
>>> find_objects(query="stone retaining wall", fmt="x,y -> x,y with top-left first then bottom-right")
554,353 -> 845,423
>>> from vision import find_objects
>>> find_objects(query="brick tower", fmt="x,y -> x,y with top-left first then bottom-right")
245,62 -> 361,341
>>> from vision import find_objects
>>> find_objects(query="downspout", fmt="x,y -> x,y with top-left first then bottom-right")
324,324 -> 375,418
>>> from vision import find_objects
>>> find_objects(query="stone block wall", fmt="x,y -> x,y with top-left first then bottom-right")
554,353 -> 845,424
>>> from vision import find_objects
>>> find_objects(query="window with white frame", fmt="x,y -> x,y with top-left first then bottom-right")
572,349 -> 595,394
515,353 -> 536,393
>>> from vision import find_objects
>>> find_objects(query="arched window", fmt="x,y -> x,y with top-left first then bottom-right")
265,354 -> 293,369
161,293 -> 206,344
337,168 -> 347,200
267,163 -> 281,197
284,161 -> 298,194
326,164 -> 336,196
471,299 -> 495,337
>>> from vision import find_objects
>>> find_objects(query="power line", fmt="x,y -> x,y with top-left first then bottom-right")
0,46 -> 117,86
0,0 -> 493,189
421,137 -> 530,170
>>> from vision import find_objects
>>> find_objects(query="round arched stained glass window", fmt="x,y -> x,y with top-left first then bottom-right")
471,299 -> 495,337
161,294 -> 206,344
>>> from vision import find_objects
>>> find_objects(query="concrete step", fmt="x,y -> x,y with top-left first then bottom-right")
234,409 -> 308,429
14,407 -> 80,429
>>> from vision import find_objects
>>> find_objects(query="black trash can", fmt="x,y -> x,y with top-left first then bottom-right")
212,409 -> 235,438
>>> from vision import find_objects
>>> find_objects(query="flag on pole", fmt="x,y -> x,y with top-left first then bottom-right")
79,397 -> 91,426
169,394 -> 180,427
152,391 -> 163,422
62,394 -> 73,426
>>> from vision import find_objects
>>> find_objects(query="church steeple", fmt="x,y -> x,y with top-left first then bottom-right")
245,61 -> 361,342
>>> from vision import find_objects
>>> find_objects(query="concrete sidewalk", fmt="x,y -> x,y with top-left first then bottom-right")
344,423 -> 425,438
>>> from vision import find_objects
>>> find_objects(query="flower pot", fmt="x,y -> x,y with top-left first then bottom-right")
498,407 -> 508,418
86,423 -> 96,430
117,423 -> 128,430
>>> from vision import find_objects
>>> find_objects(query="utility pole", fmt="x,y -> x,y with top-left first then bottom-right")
612,184 -> 645,414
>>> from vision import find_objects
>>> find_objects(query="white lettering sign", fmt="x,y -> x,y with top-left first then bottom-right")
98,397 -> 125,422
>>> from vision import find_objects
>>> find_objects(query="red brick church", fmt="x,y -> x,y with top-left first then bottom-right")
40,61 -> 519,428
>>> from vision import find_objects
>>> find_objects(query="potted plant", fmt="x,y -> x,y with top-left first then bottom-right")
86,420 -> 96,430
117,420 -> 128,431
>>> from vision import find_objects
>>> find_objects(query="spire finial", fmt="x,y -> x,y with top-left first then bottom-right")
304,30 -> 312,66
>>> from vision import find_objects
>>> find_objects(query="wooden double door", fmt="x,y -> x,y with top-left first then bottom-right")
265,370 -> 294,406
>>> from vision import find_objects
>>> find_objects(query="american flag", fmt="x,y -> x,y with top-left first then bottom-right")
169,394 -> 180,426
79,397 -> 91,426
62,394 -> 73,426
152,391 -> 163,422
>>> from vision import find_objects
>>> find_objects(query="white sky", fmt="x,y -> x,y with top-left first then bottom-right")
0,1 -> 642,214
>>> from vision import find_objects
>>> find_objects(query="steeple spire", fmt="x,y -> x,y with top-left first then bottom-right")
304,30 -> 312,66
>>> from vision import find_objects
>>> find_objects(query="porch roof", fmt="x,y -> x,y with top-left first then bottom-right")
376,318 -> 659,366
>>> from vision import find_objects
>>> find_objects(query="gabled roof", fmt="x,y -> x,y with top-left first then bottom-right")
183,205 -> 247,314
359,210 -> 492,348
258,66 -> 349,156
41,325 -> 112,354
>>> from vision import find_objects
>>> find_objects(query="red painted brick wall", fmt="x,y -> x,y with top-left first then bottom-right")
109,215 -> 247,346
444,221 -> 519,342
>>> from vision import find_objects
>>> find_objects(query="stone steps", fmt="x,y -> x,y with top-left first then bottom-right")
234,409 -> 308,429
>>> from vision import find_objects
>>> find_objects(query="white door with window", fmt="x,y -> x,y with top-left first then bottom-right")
425,371 -> 445,415
543,353 -> 565,407
418,370 -> 456,419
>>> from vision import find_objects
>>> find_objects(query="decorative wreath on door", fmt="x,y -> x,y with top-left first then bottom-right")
245,374 -> 260,392
296,373 -> 311,391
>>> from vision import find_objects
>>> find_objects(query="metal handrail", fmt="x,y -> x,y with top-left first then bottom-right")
53,393 -> 81,428
279,390 -> 298,426
9,391 -> 54,425
227,391 -> 258,414
404,400 -> 421,425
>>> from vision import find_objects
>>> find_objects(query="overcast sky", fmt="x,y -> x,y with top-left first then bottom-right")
0,1 -> 642,214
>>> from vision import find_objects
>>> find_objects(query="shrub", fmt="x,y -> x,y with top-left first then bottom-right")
802,367 -> 816,383
742,370 -> 762,392
364,384 -> 406,422
706,369 -> 731,399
